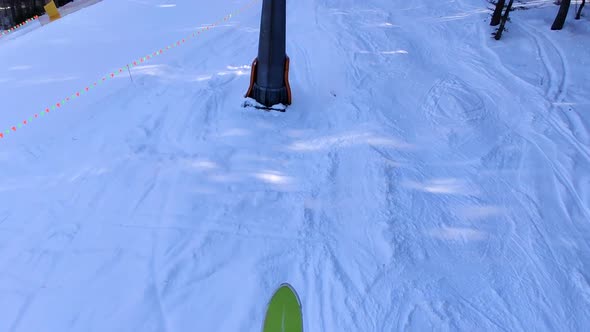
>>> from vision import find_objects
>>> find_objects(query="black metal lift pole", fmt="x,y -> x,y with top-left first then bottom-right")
246,0 -> 292,108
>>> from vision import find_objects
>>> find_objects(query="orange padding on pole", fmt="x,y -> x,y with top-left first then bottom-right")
284,55 -> 292,105
245,56 -> 292,105
245,58 -> 258,98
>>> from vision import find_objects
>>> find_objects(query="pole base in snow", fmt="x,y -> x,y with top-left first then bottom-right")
248,83 -> 290,107
245,57 -> 292,108
242,99 -> 286,112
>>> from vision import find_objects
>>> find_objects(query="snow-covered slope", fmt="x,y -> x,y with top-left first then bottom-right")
1,0 -> 589,330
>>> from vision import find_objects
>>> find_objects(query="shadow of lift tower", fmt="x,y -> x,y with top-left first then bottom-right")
245,0 -> 292,109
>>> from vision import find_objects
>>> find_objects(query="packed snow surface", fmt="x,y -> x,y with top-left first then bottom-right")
1,0 -> 589,330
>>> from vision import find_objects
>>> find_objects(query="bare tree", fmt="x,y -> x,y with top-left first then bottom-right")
491,0 -> 506,26
9,0 -> 18,25
495,0 -> 514,40
551,0 -> 571,30
576,0 -> 586,19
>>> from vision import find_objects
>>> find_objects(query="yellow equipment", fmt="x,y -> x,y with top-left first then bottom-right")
44,1 -> 61,22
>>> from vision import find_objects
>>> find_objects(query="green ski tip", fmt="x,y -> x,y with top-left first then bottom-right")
263,284 -> 303,332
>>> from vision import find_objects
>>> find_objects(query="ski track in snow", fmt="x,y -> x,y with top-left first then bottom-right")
0,0 -> 589,331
